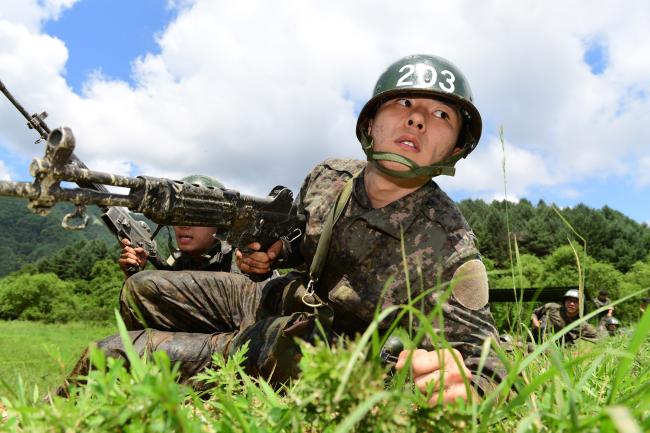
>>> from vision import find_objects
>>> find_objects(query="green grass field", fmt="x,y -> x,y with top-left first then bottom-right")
0,313 -> 648,432
0,321 -> 115,396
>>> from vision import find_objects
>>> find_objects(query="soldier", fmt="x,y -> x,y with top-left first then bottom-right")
592,289 -> 614,322
600,316 -> 621,337
118,175 -> 235,276
58,54 -> 504,405
531,289 -> 599,344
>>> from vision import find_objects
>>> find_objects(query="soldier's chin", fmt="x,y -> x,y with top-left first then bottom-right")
377,160 -> 410,173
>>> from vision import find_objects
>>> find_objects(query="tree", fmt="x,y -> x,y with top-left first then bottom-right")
0,273 -> 77,322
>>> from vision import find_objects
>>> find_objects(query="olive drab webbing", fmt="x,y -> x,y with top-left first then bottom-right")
355,54 -> 483,179
302,171 -> 361,312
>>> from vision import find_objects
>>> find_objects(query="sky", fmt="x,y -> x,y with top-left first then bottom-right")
0,0 -> 649,226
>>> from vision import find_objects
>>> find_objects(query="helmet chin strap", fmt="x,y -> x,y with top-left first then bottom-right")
361,134 -> 459,179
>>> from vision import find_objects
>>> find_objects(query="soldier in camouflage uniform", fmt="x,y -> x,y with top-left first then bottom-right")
599,316 -> 622,337
591,289 -> 614,327
531,289 -> 599,344
118,175 -> 236,277
59,54 -> 505,404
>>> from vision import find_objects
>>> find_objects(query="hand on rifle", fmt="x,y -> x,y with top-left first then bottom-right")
119,238 -> 149,277
235,240 -> 283,275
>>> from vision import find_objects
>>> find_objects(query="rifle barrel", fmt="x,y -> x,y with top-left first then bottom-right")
59,165 -> 145,189
0,181 -> 37,199
0,78 -> 50,139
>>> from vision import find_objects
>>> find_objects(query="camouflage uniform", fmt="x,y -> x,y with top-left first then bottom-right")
532,302 -> 599,344
165,241 -> 235,272
61,159 -> 504,394
592,295 -> 612,316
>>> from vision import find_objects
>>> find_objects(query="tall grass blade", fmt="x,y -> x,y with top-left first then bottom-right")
607,303 -> 650,404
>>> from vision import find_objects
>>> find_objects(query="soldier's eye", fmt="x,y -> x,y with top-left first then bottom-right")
433,109 -> 449,120
396,98 -> 412,107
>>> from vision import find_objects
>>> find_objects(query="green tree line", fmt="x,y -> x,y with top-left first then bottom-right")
0,240 -> 124,322
0,197 -> 115,276
459,198 -> 650,273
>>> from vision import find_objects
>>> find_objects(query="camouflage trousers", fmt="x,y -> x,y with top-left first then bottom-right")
58,270 -> 321,395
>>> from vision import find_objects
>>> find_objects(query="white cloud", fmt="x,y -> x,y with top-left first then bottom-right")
0,0 -> 79,31
439,135 -> 558,201
0,0 -> 649,207
0,160 -> 10,180
637,156 -> 650,188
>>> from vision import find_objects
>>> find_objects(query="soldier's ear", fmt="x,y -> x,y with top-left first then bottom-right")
367,119 -> 373,135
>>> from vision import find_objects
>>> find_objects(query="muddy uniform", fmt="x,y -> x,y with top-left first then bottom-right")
61,159 -> 504,394
532,302 -> 599,344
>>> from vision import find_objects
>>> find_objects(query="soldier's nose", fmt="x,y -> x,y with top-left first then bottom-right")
407,119 -> 424,130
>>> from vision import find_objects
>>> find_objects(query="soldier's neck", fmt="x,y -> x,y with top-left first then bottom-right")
364,165 -> 428,209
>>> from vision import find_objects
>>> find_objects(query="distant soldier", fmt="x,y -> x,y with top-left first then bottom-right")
599,316 -> 621,337
531,289 -> 599,344
118,175 -> 236,276
591,289 -> 614,330
592,289 -> 613,319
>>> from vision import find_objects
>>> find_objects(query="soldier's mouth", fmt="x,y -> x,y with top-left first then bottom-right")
395,134 -> 419,152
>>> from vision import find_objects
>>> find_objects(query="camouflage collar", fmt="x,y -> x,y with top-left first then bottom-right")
349,173 -> 437,240
167,241 -> 231,270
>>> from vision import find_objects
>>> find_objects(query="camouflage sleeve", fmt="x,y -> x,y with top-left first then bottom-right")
421,199 -> 507,395
532,304 -> 546,321
437,263 -> 507,396
579,322 -> 601,342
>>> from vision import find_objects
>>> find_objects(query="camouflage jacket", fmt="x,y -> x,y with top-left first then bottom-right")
592,296 -> 612,319
285,159 -> 504,391
532,302 -> 599,343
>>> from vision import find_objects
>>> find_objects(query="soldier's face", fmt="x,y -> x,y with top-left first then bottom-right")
368,97 -> 462,173
564,297 -> 579,316
173,226 -> 217,255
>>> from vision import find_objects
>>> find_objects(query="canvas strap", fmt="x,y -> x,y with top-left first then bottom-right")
302,170 -> 361,307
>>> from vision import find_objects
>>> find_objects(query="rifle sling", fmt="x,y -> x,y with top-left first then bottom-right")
302,170 -> 361,316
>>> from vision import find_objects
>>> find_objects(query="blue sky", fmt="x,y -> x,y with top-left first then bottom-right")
0,0 -> 649,226
43,0 -> 174,94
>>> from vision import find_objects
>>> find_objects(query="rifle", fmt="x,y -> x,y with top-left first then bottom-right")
0,125 -> 304,257
1,79 -> 167,274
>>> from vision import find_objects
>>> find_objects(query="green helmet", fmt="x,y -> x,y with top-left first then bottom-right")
356,54 -> 482,179
181,174 -> 225,189
604,317 -> 620,326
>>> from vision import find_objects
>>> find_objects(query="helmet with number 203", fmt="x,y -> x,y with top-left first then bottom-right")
356,54 -> 482,178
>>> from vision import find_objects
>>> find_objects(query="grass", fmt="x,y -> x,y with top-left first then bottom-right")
0,320 -> 115,396
0,308 -> 648,432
